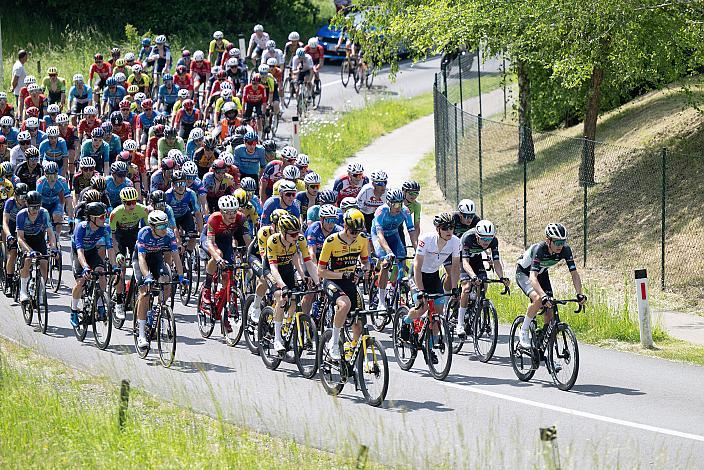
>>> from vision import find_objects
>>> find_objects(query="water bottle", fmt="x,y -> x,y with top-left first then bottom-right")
311,300 -> 320,320
343,341 -> 355,361
147,309 -> 154,327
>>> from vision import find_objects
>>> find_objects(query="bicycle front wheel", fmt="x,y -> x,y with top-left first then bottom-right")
340,60 -> 350,87
473,300 -> 498,362
179,253 -> 193,306
196,285 -> 216,338
548,323 -> 580,391
357,335 -> 389,407
157,306 -> 177,368
223,288 -> 245,347
283,77 -> 293,108
509,316 -> 536,382
242,294 -> 260,355
426,318 -> 453,381
313,80 -> 322,109
318,329 -> 345,397
392,307 -> 416,370
446,299 -> 465,354
257,306 -> 282,370
365,68 -> 375,89
293,313 -> 319,379
36,276 -> 48,334
48,251 -> 62,293
92,289 -> 112,350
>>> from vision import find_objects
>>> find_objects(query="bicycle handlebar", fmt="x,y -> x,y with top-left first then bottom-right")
545,298 -> 584,314
483,278 -> 510,295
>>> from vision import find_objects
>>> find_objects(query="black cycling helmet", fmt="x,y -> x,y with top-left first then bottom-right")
153,114 -> 168,126
234,125 -> 248,137
164,126 -> 177,138
317,189 -> 337,205
171,169 -> 185,182
26,190 -> 42,206
150,190 -> 165,204
14,183 -> 29,197
203,136 -> 217,150
86,201 -> 107,218
262,139 -> 276,152
433,212 -> 455,229
402,180 -> 421,192
110,111 -> 124,126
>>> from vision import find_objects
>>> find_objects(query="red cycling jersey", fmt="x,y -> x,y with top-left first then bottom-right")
89,62 -> 112,82
242,84 -> 267,104
114,122 -> 132,143
207,211 -> 246,237
190,60 -> 212,80
304,45 -> 325,64
78,118 -> 102,138
174,73 -> 193,91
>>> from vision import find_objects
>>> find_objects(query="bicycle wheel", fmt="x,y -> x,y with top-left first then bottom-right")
157,305 -> 177,368
243,295 -> 260,354
365,68 -> 375,89
313,80 -> 322,109
271,111 -> 279,137
192,252 -> 201,298
296,90 -> 306,118
353,67 -> 363,94
0,244 -> 6,293
110,278 -> 125,330
426,317 -> 453,381
392,307 -> 416,370
509,316 -> 536,382
548,323 -> 580,391
21,287 -> 33,326
473,300 -> 498,362
224,288 -> 245,347
257,306 -> 282,370
35,276 -> 48,334
446,300 -> 465,354
340,60 -> 350,87
368,283 -> 386,332
74,291 -> 89,342
180,253 -> 192,306
196,285 -> 216,338
317,329 -> 345,397
48,251 -> 62,293
283,77 -> 292,108
293,313 -> 319,379
133,306 -> 150,358
357,335 -> 388,407
92,289 -> 112,350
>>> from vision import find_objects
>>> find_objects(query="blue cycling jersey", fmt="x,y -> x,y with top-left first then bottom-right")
69,85 -> 92,103
16,207 -> 52,237
73,219 -> 113,251
105,176 -> 133,208
371,204 -> 414,238
186,178 -> 207,196
185,139 -> 199,159
159,84 -> 180,105
135,225 -> 178,255
261,196 -> 301,225
165,187 -> 200,218
36,175 -> 70,205
3,198 -> 22,225
251,195 -> 263,215
38,138 -> 68,163
80,140 -> 110,171
305,221 -> 342,257
102,85 -> 127,108
150,170 -> 171,193
137,112 -> 156,130
233,144 -> 267,175
105,134 -> 122,158
1,128 -> 19,147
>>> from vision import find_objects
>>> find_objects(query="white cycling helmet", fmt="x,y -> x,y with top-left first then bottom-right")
295,154 -> 309,166
178,88 -> 189,99
258,64 -> 269,74
457,199 -> 476,216
230,48 -> 241,58
26,118 -> 39,129
17,131 -> 31,141
134,92 -> 146,102
46,126 -> 60,137
278,179 -> 297,194
304,172 -> 321,185
370,170 -> 388,182
220,81 -> 233,91
218,194 -> 239,211
132,64 -> 143,73
193,50 -> 205,61
253,24 -> 264,33
148,210 -> 169,226
226,58 -> 238,68
288,31 -> 300,41
27,83 -> 40,93
221,89 -> 232,99
347,162 -> 364,174
155,35 -> 166,44
189,128 -> 205,141
182,160 -> 198,177
221,151 -> 235,166
56,113 -> 69,125
0,116 -> 14,127
475,220 -> 496,238
167,149 -> 184,161
319,204 -> 338,219
282,165 -> 300,180
24,76 -> 36,85
123,139 -> 138,151
308,37 -> 319,48
545,223 -> 568,241
73,73 -> 84,83
114,72 -> 126,82
47,103 -> 60,114
266,57 -> 278,67
213,30 -> 224,39
280,145 -> 298,159
124,52 -> 135,61
339,197 -> 358,211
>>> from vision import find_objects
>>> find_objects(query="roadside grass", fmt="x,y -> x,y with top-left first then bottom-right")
0,338 -> 376,469
303,73 -> 506,183
412,150 -> 704,366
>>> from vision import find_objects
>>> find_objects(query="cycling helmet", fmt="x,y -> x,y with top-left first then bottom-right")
114,72 -> 126,83
282,165 -> 300,180
262,139 -> 276,152
295,154 -> 309,167
182,161 -> 198,177
226,58 -> 238,68
141,98 -> 153,110
278,180 -> 297,194
244,131 -> 258,143
152,124 -> 165,137
14,183 -> 28,197
317,189 -> 337,205
25,107 -> 40,119
155,35 -> 166,45
222,101 -> 237,115
193,50 -> 205,61
344,209 -> 365,231
155,115 -> 170,126
111,161 -> 129,175
47,103 -> 60,114
150,190 -> 165,205
43,161 -> 59,174
132,64 -> 143,73
183,99 -> 195,111
171,169 -> 185,182
270,209 -> 288,226
319,204 -> 338,219
545,223 -> 568,241
251,73 -> 261,83
106,77 -> 117,86
120,99 -> 131,109
220,81 -> 233,91
475,220 -> 496,238
120,186 -> 139,203
296,48 -> 306,58
308,38 -> 319,48
433,212 -> 455,229
402,180 -> 421,192
347,162 -> 364,174
213,31 -> 224,40
26,191 -> 42,206
111,47 -> 121,56
91,175 -> 107,191
47,66 -> 59,75
203,136 -> 217,149
58,113 -> 71,125
280,145 -> 298,160
46,126 -> 60,137
221,89 -> 232,99
24,76 -> 37,85
141,38 -> 151,46
164,126 -> 177,138
233,188 -> 249,207
216,70 -> 227,80
84,105 -> 97,115
231,48 -> 241,58
80,156 -> 96,168
86,202 -> 107,218
73,73 -> 84,83
0,162 -> 14,177
189,128 -> 204,141
240,177 -> 257,192
266,40 -> 276,50
278,214 -> 301,233
339,197 -> 358,211
108,112 -> 123,126
17,131 -> 31,141
457,199 -> 476,216
370,170 -> 388,182
117,150 -> 131,162
221,152 -> 235,166
253,24 -> 264,33
148,210 -> 168,226
124,52 -> 136,61
178,88 -> 189,99
218,194 -> 239,212
27,84 -> 40,94
288,31 -> 300,41
211,159 -> 226,171
258,64 -> 269,75
304,172 -> 321,185
176,64 -> 187,74
24,146 -> 39,159
91,127 -> 104,138
0,116 -> 14,127
123,139 -> 138,151
82,189 -> 102,203
385,189 -> 404,204
234,125 -> 248,137
266,57 -> 278,67
115,58 -> 125,67
161,158 -> 176,171
101,121 -> 113,134
162,73 -> 173,81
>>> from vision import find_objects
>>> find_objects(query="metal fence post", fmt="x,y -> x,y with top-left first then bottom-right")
458,54 -> 464,136
523,152 -> 528,249
661,148 -> 666,290
478,114 -> 484,218
454,105 -> 460,204
583,183 -> 588,267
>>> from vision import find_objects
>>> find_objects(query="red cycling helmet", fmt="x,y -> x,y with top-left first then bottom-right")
183,99 -> 194,111
25,107 -> 39,118
153,124 -> 165,136
119,99 -> 131,109
225,43 -> 235,51
182,49 -> 191,57
176,65 -> 187,75
211,159 -> 226,171
141,99 -> 153,110
216,70 -> 227,80
117,150 -> 132,162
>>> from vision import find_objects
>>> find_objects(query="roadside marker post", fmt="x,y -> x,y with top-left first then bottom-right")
635,269 -> 654,348
118,379 -> 130,431
238,34 -> 246,59
291,115 -> 301,151
540,426 -> 561,470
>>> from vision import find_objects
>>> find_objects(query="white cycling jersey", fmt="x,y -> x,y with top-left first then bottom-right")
416,231 -> 461,273
355,182 -> 386,215
292,55 -> 314,72
261,49 -> 285,67
250,32 -> 271,50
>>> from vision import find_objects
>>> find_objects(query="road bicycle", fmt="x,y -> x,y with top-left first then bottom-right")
509,298 -> 583,391
178,231 -> 201,306
74,270 -> 116,350
296,78 -> 312,118
47,238 -> 63,293
113,261 -> 136,330
133,276 -> 179,368
392,292 -> 454,381
257,285 -> 321,378
261,105 -> 280,140
446,278 -> 508,362
367,255 -> 413,332
353,59 -> 374,94
318,309 -> 389,407
282,68 -> 296,109
311,72 -> 322,110
197,260 -> 246,346
20,253 -> 53,335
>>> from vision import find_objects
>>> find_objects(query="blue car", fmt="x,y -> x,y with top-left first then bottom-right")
316,12 -> 407,62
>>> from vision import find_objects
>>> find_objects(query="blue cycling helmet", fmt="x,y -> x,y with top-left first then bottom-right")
162,73 -> 173,81
141,38 -> 151,46
244,131 -> 258,143
317,189 -> 337,205
44,161 -> 59,174
91,127 -> 105,138
385,189 -> 404,204
105,77 -> 117,86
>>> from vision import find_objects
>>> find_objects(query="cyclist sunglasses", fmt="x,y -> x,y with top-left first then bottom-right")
348,228 -> 363,235
479,236 -> 494,243
322,217 -> 338,224
372,181 -> 386,187
222,209 -> 237,215
28,205 -> 40,211
350,172 -> 363,177
406,191 -> 419,197
174,181 -> 187,187
552,239 -> 566,247
389,202 -> 403,209
124,200 -> 137,206
19,140 -> 30,146
154,223 -> 168,230
307,184 -> 320,190
282,191 -> 296,198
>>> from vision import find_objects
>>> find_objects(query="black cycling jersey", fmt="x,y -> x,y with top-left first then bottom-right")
460,228 -> 500,261
452,212 -> 479,238
14,162 -> 43,191
517,241 -> 576,275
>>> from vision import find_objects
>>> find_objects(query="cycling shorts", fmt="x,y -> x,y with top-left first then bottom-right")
323,278 -> 361,312
244,102 -> 263,119
114,229 -> 138,257
412,271 -> 445,306
22,234 -> 48,256
276,263 -> 296,289
515,266 -> 552,298
175,213 -> 196,234
372,232 -> 406,260
41,200 -> 64,217
460,256 -> 487,282
72,246 -> 104,279
296,69 -> 310,84
133,251 -> 171,286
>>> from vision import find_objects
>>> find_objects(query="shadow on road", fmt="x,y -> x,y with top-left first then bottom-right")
566,383 -> 645,397
383,399 -> 454,413
167,359 -> 236,374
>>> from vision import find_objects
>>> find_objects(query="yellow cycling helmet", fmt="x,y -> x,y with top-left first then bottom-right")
233,188 -> 250,207
127,84 -> 139,94
47,66 -> 58,75
344,208 -> 365,231
278,213 -> 301,233
120,186 -> 139,203
270,208 -> 288,226
115,58 -> 126,67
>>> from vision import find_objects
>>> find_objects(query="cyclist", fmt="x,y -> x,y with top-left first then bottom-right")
38,126 -> 69,177
203,159 -> 236,214
44,104 -> 61,128
400,180 -> 422,244
296,171 -> 321,217
0,136 -> 8,162
15,146 -> 42,190
16,190 -> 58,303
185,127 -> 204,160
400,213 -> 461,357
25,117 -> 46,147
260,145 -> 298,201
105,161 -> 133,208
80,127 -> 110,174
213,88 -> 242,124
71,157 -> 98,198
0,93 -> 16,120
456,219 -> 510,337
109,186 -> 148,319
144,123 -> 164,169
17,76 -> 37,119
88,53 -> 111,106
291,48 -> 314,99
356,170 -> 388,233
118,99 -> 136,131
318,208 -> 370,360
248,25 -> 271,62
180,161 -> 208,213
157,73 -> 179,114
241,74 -> 267,134
3,183 -> 28,296
190,51 -> 211,105
443,198 -> 480,293
233,131 -> 267,182
194,136 -> 220,179
166,169 -> 203,253
1,162 -> 19,189
101,77 -> 127,116
372,189 -> 417,310
138,38 -> 152,64
148,35 -> 172,89
284,32 -> 304,67
126,64 -> 151,97
262,180 -> 301,225
77,105 -> 101,142
214,102 -> 242,143
333,162 -> 368,205
1,116 -> 19,148
110,111 -> 132,143
172,99 -> 200,139
305,204 -> 342,264
157,128 -> 185,167
261,40 -> 285,67
150,157 -> 176,193
304,38 -> 325,93
99,122 -> 122,164
267,213 -> 318,352
133,210 -> 186,349
122,140 -> 147,190
43,67 -> 67,109
248,208 -> 287,322
516,223 -> 587,348
233,188 -> 258,237
24,84 -> 48,120
174,66 -> 193,100
37,161 -> 73,236
208,31 -> 230,65
77,175 -> 111,211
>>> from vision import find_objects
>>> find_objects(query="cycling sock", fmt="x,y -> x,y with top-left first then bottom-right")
253,294 -> 261,309
138,319 -> 146,339
20,277 -> 28,293
204,274 -> 212,289
403,315 -> 413,324
274,321 -> 283,342
521,317 -> 532,333
332,326 -> 341,346
71,297 -> 79,310
458,307 -> 466,325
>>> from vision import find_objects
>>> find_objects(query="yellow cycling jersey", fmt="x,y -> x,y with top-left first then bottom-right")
241,204 -> 258,226
127,73 -> 151,89
209,39 -> 231,55
266,232 -> 310,266
215,96 -> 243,114
0,179 -> 14,200
273,178 -> 305,195
318,232 -> 369,272
257,225 -> 275,259
264,75 -> 276,93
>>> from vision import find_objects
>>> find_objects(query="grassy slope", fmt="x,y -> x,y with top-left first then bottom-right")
0,338 -> 375,468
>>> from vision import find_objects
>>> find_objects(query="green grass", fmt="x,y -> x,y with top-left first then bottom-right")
0,338 -> 375,468
302,73 -> 506,184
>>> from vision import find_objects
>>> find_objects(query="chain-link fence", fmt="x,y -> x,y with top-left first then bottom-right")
434,57 -> 703,301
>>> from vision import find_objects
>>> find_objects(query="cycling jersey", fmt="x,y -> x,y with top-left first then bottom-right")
371,204 -> 414,237
292,55 -> 314,72
69,85 -> 92,105
174,73 -> 193,91
77,118 -> 101,138
250,32 -> 271,50
266,232 -> 309,266
105,176 -> 133,208
127,73 -> 151,93
36,175 -> 70,205
149,170 -> 171,192
260,160 -> 285,194
157,137 -> 185,160
242,83 -> 267,105
15,161 -> 43,190
135,225 -> 178,255
38,138 -> 68,163
261,49 -> 285,66
4,198 -> 23,232
405,200 -> 422,227
305,221 -> 342,258
214,96 -> 243,114
1,128 -> 19,148
295,191 -> 316,216
356,183 -> 387,215
318,232 -> 369,272
202,172 -> 235,198
261,196 -> 301,225
417,232 -> 461,273
460,228 -> 500,261
24,95 -> 48,117
114,122 -> 132,143
206,210 -> 245,237
136,111 -> 157,132
186,177 -> 207,197
73,219 -> 112,251
193,147 -> 220,171
190,60 -> 212,80
165,187 -> 200,218
517,242 -> 576,275
158,84 -> 180,106
109,203 -> 148,231
17,207 -> 52,237
0,179 -> 15,201
233,143 -> 267,175
80,140 -> 109,171
452,212 -> 480,238
304,45 -> 325,64
174,108 -> 201,127
332,174 -> 369,204
257,225 -> 275,258
89,62 -> 111,83
102,85 -> 127,108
